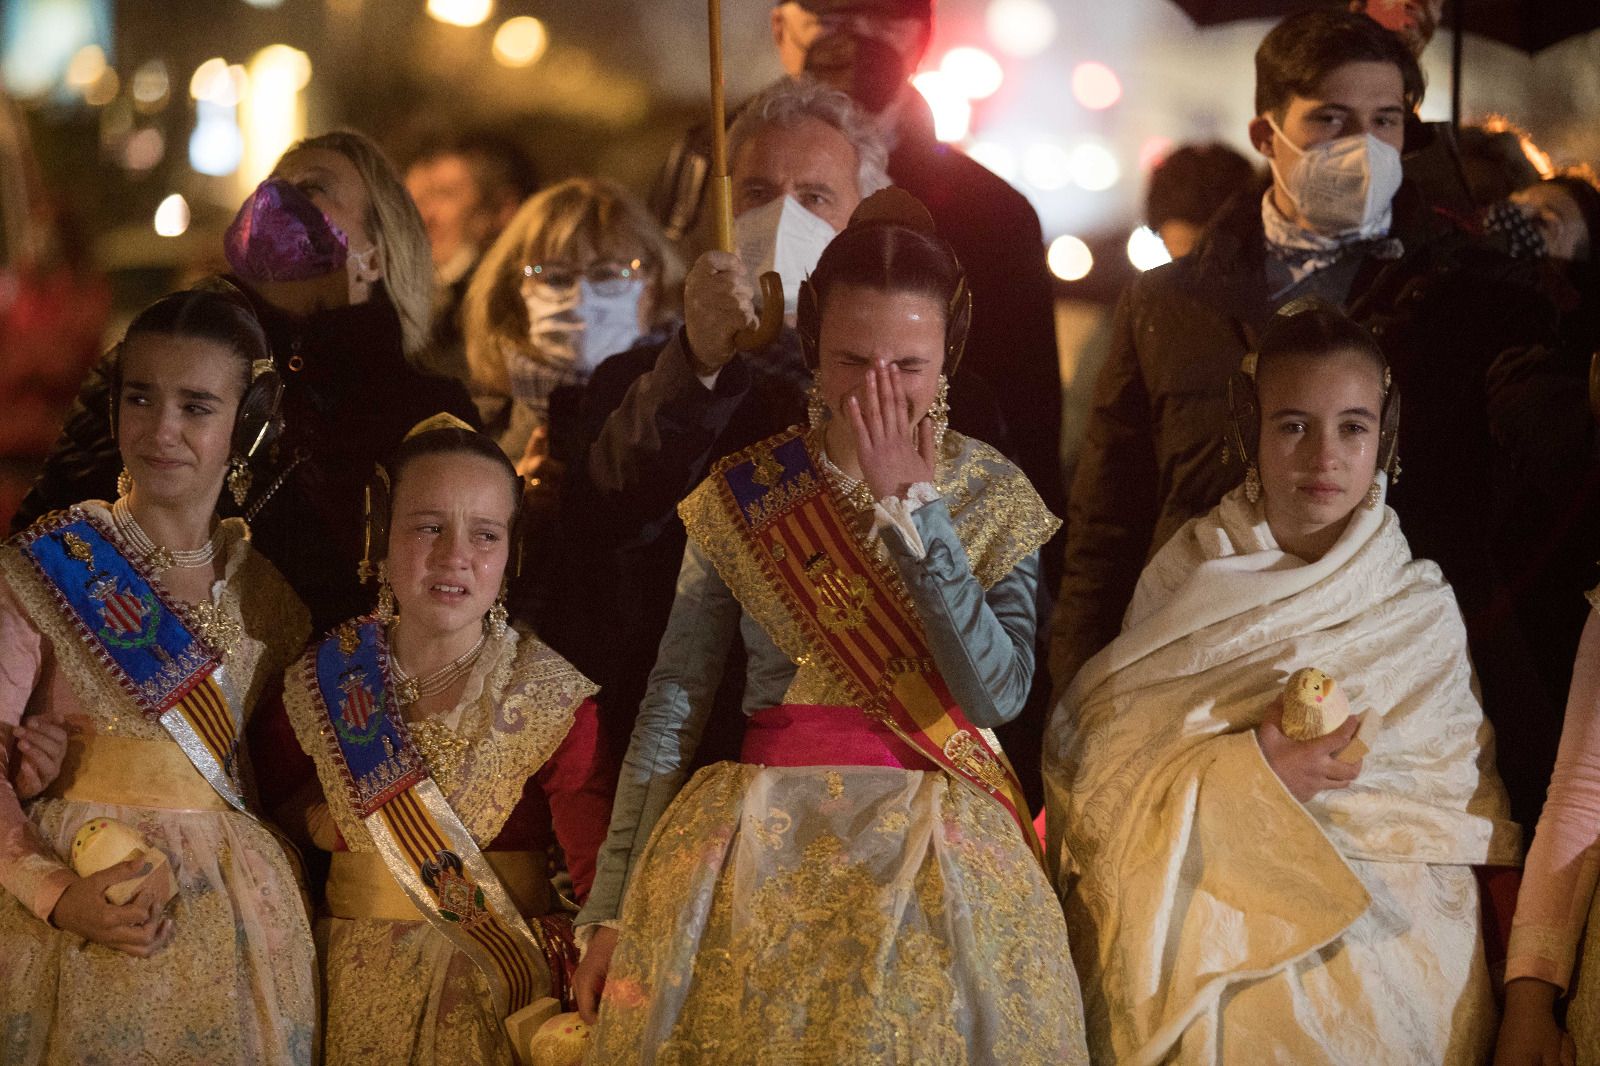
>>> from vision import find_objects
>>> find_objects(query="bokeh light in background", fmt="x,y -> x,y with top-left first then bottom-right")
1069,141 -> 1120,191
1126,225 -> 1173,270
2,0 -> 110,100
131,59 -> 170,114
1071,62 -> 1123,110
188,58 -> 248,177
153,193 -> 189,237
985,0 -> 1057,58
1048,234 -> 1093,281
1023,141 -> 1072,191
940,46 -> 1004,100
493,16 -> 548,68
911,72 -> 972,142
427,0 -> 493,29
241,45 -> 311,189
967,140 -> 1017,182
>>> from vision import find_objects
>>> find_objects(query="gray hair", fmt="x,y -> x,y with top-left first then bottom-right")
728,78 -> 891,201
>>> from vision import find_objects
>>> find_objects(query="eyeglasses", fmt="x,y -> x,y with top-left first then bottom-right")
519,258 -> 649,296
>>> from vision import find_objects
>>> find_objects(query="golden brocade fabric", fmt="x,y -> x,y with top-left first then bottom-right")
677,427 -> 1059,696
0,502 -> 317,1066
587,763 -> 1088,1065
283,626 -> 594,1066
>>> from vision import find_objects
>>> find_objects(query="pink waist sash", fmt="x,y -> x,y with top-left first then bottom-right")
740,704 -> 936,771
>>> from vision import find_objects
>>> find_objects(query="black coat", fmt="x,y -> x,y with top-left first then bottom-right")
1052,181 -> 1560,829
13,282 -> 479,632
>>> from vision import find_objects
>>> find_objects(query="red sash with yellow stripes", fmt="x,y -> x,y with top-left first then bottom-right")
308,618 -> 552,1018
17,509 -> 251,813
704,431 -> 1043,861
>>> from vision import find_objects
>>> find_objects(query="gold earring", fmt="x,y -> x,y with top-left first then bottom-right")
807,380 -> 827,430
485,590 -> 508,639
375,560 -> 397,624
1365,478 -> 1382,510
117,467 -> 133,498
929,374 -> 950,453
1244,464 -> 1262,504
227,456 -> 252,507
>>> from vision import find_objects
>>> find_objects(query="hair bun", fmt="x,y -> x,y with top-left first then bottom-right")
846,187 -> 937,235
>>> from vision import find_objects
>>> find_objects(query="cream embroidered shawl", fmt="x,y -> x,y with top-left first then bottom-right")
1043,481 -> 1522,1065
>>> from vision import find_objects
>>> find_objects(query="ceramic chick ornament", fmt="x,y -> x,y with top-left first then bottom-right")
69,817 -> 177,906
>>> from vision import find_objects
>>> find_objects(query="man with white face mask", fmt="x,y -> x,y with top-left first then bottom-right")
534,79 -> 1010,763
1052,11 -> 1558,820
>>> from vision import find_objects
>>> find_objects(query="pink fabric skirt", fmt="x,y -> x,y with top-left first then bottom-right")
739,703 -> 936,771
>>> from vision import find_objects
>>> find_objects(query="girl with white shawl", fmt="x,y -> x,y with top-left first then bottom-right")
1045,298 -> 1522,1065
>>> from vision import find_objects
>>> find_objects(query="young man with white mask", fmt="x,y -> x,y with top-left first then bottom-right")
533,79 -> 1010,763
1051,11 -> 1558,833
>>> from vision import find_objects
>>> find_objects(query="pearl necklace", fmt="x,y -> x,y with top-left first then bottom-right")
111,497 -> 223,574
816,446 -> 876,511
390,630 -> 487,706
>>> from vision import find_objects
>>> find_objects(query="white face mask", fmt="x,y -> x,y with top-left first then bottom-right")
521,276 -> 647,375
1267,118 -> 1404,238
733,194 -> 839,316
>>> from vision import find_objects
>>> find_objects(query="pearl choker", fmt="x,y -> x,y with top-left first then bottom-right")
111,497 -> 223,574
390,630 -> 487,706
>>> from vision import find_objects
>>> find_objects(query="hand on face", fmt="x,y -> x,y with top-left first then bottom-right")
117,334 -> 246,511
384,452 -> 515,640
845,360 -> 936,501
683,251 -> 757,373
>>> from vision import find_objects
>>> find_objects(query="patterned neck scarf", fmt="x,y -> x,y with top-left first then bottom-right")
1261,191 -> 1404,285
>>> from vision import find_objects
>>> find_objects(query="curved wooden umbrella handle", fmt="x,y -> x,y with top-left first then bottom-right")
1589,350 -> 1600,427
735,272 -> 784,351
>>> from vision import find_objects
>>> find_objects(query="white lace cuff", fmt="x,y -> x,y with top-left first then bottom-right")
574,918 -> 621,960
871,482 -> 939,559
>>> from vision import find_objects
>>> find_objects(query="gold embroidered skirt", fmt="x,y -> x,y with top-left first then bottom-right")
0,796 -> 318,1065
316,850 -> 554,1066
587,762 -> 1089,1065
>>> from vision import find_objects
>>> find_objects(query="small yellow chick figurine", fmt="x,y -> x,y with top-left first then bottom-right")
69,818 -> 176,907
527,1011 -> 590,1066
1280,668 -> 1352,741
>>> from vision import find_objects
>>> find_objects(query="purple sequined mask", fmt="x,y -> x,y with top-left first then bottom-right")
224,177 -> 350,282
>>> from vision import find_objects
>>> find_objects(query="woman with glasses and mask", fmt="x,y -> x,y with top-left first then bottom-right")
0,289 -> 317,1064
462,178 -> 681,482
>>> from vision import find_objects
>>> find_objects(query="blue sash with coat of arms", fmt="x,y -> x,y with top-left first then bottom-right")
16,508 -> 251,813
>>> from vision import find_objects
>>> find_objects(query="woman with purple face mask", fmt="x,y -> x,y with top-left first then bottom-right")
462,179 -> 682,483
15,131 -> 481,634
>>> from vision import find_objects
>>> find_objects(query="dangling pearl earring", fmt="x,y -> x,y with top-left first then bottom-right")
485,581 -> 509,638
1364,478 -> 1382,510
928,375 -> 950,453
227,456 -> 252,507
1243,464 -> 1262,504
117,468 -> 133,498
806,381 -> 827,430
375,560 -> 397,624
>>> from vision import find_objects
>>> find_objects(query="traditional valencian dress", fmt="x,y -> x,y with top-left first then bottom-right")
1044,479 -> 1524,1065
0,502 -> 317,1064
276,617 -> 612,1066
580,425 -> 1090,1064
